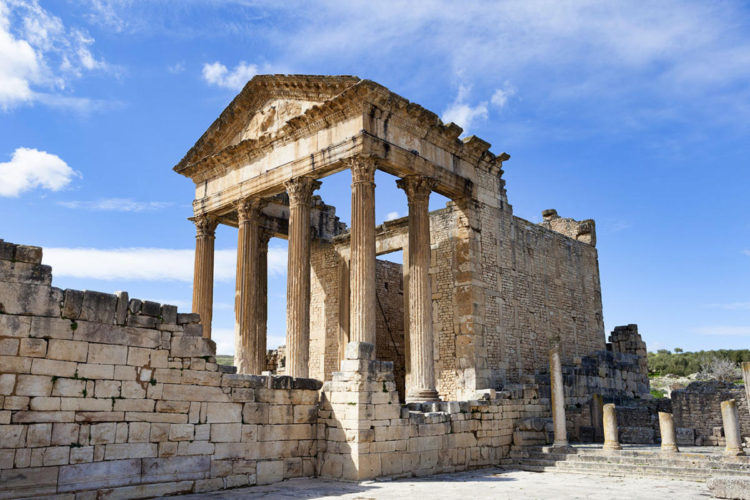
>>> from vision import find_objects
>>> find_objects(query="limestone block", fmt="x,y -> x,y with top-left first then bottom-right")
206,402 -> 243,423
27,423 -> 52,447
156,400 -> 191,414
128,314 -> 157,328
60,397 -> 111,411
177,312 -> 200,324
176,441 -> 214,456
258,424 -> 313,441
88,343 -> 127,365
121,381 -> 146,399
195,423 -> 210,441
29,396 -> 60,411
195,477 -> 224,493
41,445 -> 69,465
210,423 -> 241,442
113,399 -> 155,412
213,442 -> 258,460
18,338 -> 47,358
125,411 -> 187,423
47,339 -> 88,362
0,449 -> 13,469
162,383 -> 230,402
51,423 -> 79,446
160,304 -> 178,324
159,441 -> 178,457
241,424 -> 257,442
707,476 -> 750,500
0,374 -> 14,395
127,346 -> 150,366
171,336 -> 216,358
243,403 -> 269,424
0,314 -> 31,338
182,369 -> 222,386
0,282 -> 62,317
75,411 -> 124,423
104,442 -> 157,460
13,448 -> 29,467
0,465 -> 59,498
58,458 -> 141,492
257,460 -> 285,485
0,338 -> 18,356
61,289 -> 84,319
142,455 -> 210,483
15,374 -> 53,397
70,446 -> 94,464
152,349 -> 169,368
169,423 -> 195,441
31,358 -> 78,377
114,291 -> 129,326
77,363 -> 115,379
94,380 -> 121,398
79,291 -> 117,324
90,422 -> 116,444
0,425 -> 26,447
0,355 -> 31,374
73,321 -> 162,349
52,378 -> 86,397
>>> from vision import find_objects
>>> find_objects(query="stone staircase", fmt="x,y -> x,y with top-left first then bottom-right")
500,444 -> 750,482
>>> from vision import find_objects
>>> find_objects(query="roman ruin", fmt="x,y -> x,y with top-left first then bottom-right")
1,75 -> 748,498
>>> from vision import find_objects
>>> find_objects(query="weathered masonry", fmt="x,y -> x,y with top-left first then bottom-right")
176,74 -> 604,401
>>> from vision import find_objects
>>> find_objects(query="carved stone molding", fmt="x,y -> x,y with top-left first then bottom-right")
345,156 -> 377,185
236,197 -> 266,223
194,214 -> 218,238
396,175 -> 437,204
284,176 -> 321,207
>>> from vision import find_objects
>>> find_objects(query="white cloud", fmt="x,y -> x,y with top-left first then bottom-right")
43,247 -> 288,282
202,61 -> 258,91
693,326 -> 750,336
168,62 -> 185,74
385,211 -> 400,221
441,85 -> 488,134
0,147 -> 79,197
0,0 -> 108,110
490,83 -> 516,109
211,327 -> 286,356
58,198 -> 174,212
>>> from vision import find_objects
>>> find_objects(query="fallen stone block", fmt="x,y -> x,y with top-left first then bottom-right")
707,476 -> 750,500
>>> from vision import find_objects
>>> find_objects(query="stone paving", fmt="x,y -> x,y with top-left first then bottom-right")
166,467 -> 710,500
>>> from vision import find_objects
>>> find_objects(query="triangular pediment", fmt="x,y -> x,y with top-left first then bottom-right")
175,75 -> 360,174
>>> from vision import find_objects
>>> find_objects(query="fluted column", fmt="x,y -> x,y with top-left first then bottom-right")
234,198 -> 264,375
398,175 -> 439,401
256,229 -> 272,373
548,340 -> 568,447
348,157 -> 377,348
285,176 -> 321,378
192,214 -> 217,339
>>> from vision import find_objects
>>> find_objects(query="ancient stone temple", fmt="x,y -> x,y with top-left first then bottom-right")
175,74 -> 605,402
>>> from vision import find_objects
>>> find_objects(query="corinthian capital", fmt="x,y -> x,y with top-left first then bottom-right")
236,197 -> 266,223
194,214 -> 217,238
396,175 -> 437,204
345,156 -> 377,185
284,176 -> 321,207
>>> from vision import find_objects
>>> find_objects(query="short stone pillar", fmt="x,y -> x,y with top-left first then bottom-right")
721,399 -> 745,456
591,394 -> 604,442
548,343 -> 568,447
658,412 -> 679,453
602,403 -> 621,451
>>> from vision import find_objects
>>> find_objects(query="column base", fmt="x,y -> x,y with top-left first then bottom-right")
406,389 -> 440,402
602,441 -> 622,452
724,447 -> 746,457
660,444 -> 679,454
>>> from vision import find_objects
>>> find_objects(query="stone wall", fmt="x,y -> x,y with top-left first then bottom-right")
317,343 -> 548,480
0,239 -> 321,498
672,381 -> 749,445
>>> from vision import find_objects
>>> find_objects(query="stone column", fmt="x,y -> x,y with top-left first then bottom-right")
398,175 -> 439,402
602,403 -> 621,451
348,157 -> 377,348
743,362 -> 750,418
548,341 -> 568,447
658,412 -> 679,453
256,229 -> 272,373
234,198 -> 264,375
285,176 -> 321,378
721,399 -> 745,456
192,214 -> 217,339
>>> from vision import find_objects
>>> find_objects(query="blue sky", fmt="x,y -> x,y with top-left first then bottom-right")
1,0 -> 749,355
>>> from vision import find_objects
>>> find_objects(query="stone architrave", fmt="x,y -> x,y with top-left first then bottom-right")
602,403 -> 621,451
720,399 -> 745,456
658,412 -> 679,453
347,157 -> 377,349
284,176 -> 321,378
397,175 -> 439,402
234,198 -> 264,374
547,340 -> 568,447
192,214 -> 217,339
256,228 -> 272,372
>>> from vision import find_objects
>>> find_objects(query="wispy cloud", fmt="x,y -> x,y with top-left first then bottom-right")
167,61 -> 185,74
0,147 -> 80,197
211,327 -> 286,356
1,0 -> 111,110
441,85 -> 488,135
43,246 -> 287,282
58,198 -> 174,212
693,326 -> 750,336
202,61 -> 258,91
385,211 -> 400,221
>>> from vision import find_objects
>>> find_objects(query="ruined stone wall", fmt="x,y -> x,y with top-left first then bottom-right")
0,240 -> 321,498
374,261 -> 405,402
672,381 -> 749,445
317,344 -> 549,480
